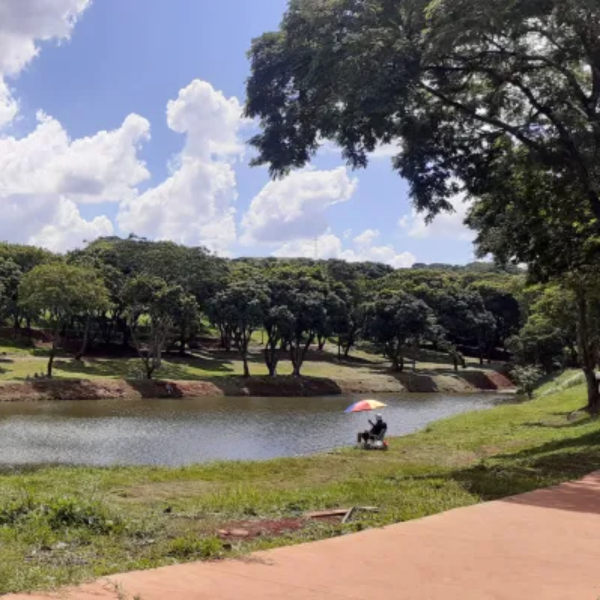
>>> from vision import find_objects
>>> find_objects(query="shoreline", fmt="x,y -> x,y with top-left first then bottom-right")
0,378 -> 589,595
0,370 -> 515,402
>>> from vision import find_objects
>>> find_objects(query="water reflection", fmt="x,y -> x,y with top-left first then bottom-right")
0,393 -> 507,466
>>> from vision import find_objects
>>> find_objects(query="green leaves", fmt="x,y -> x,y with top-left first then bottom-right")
364,290 -> 436,370
19,263 -> 109,321
247,0 -> 600,231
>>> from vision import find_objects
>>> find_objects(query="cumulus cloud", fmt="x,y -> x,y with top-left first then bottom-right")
241,167 -> 357,244
273,228 -> 416,269
117,80 -> 250,255
0,111 -> 150,203
0,194 -> 114,252
0,0 -> 91,127
399,195 -> 475,242
353,228 -> 380,247
319,139 -> 401,161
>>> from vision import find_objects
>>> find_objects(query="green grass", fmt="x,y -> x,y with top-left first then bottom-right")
0,340 -> 503,386
0,349 -> 389,382
0,382 -> 598,594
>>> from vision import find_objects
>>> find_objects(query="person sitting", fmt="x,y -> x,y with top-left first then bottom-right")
357,414 -> 387,444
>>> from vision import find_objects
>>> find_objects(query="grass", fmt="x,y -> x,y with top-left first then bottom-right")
0,354 -> 379,382
0,338 -> 502,386
0,381 -> 598,594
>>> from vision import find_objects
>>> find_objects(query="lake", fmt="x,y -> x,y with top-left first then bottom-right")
0,393 -> 509,467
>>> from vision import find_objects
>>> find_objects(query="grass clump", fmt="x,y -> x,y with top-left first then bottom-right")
167,535 -> 223,560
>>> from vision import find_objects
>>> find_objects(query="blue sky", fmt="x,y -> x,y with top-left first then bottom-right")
0,0 -> 475,266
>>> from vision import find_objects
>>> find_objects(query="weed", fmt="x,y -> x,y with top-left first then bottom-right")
166,535 -> 223,560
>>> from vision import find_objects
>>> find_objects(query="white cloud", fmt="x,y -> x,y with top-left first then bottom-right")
273,228 -> 416,269
399,195 -> 475,241
273,231 -> 344,260
0,111 -> 151,203
370,143 -> 402,159
319,139 -> 401,160
241,167 -> 357,244
0,194 -> 114,252
118,79 -> 250,255
353,228 -> 380,247
0,0 -> 91,128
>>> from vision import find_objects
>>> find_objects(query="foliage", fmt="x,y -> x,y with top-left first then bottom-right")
511,366 -> 543,399
18,264 -> 109,376
246,0 -> 600,225
123,276 -> 195,379
208,282 -> 269,377
364,291 -> 437,372
0,237 -> 575,384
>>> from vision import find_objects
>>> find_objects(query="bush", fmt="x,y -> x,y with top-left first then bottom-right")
511,366 -> 543,399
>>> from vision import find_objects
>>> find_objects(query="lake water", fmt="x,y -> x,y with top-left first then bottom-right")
0,393 -> 509,467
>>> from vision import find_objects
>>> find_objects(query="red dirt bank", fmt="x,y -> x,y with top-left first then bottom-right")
0,370 -> 514,402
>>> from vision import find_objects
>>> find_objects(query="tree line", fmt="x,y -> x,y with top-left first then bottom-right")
0,237 -> 535,380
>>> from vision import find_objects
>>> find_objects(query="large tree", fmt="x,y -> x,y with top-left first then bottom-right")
208,282 -> 269,377
123,276 -> 194,380
246,0 -> 600,225
365,291 -> 436,372
0,243 -> 54,330
467,157 -> 600,410
18,264 -> 110,377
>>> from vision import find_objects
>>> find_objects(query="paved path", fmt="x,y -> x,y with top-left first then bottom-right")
8,472 -> 600,600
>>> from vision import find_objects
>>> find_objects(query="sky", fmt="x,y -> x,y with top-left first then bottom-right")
0,0 -> 477,267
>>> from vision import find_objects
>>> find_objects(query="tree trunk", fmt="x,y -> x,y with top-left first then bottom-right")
317,334 -> 325,351
584,367 -> 600,414
179,328 -> 186,356
241,333 -> 251,378
388,344 -> 404,373
264,337 -> 279,377
75,315 -> 91,361
47,323 -> 60,378
47,351 -> 55,378
290,336 -> 312,377
144,360 -> 155,380
265,350 -> 278,377
575,284 -> 600,412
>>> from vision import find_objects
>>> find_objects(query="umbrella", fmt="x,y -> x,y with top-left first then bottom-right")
345,399 -> 387,413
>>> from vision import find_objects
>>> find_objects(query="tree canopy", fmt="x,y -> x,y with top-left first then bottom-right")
246,0 -> 600,225
19,263 -> 109,377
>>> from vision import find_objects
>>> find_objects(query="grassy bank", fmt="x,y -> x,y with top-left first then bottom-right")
0,339 -> 513,400
0,380 -> 597,594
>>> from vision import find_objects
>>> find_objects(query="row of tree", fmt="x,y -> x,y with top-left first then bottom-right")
0,238 -> 526,380
244,0 -> 600,411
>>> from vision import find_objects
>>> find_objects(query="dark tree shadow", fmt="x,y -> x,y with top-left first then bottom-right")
449,429 -> 600,516
53,352 -> 235,380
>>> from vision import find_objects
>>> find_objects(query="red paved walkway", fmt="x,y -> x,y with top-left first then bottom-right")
8,472 -> 600,599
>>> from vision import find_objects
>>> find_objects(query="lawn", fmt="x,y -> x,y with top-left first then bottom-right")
0,338 -> 503,386
0,380 -> 598,594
